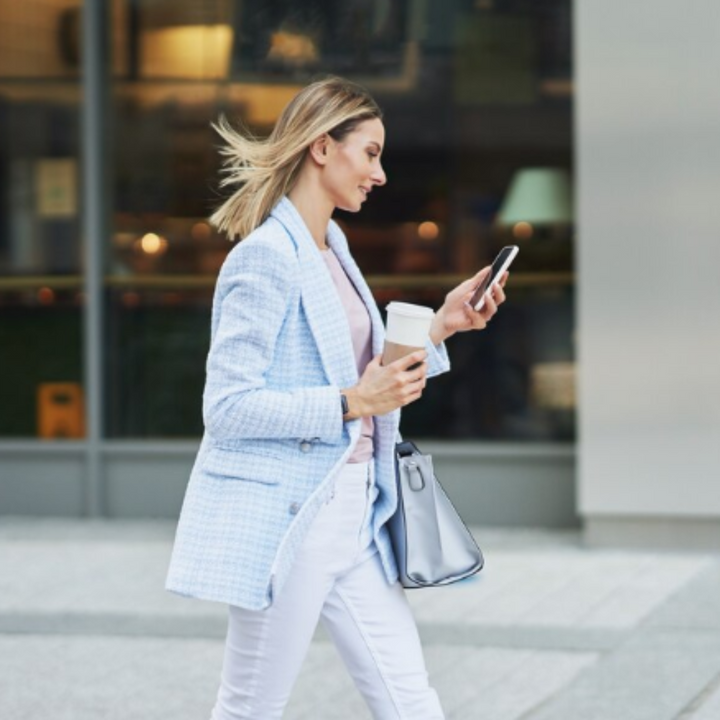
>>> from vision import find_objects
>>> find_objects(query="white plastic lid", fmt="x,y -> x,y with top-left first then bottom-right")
386,301 -> 435,319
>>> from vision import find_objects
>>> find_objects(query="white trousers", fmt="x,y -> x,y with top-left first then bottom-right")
211,460 -> 444,720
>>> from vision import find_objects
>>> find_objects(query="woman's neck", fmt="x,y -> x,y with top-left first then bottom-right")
287,181 -> 334,251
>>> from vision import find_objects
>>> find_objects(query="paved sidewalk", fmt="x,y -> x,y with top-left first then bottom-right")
1,518 -> 719,719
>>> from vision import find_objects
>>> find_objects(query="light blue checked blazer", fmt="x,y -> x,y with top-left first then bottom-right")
166,197 -> 450,610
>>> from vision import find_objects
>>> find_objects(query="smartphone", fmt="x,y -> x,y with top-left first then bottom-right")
468,246 -> 519,311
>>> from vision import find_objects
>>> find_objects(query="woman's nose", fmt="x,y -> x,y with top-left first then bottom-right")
372,164 -> 387,186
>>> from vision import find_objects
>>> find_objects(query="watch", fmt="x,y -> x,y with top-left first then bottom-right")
340,393 -> 349,417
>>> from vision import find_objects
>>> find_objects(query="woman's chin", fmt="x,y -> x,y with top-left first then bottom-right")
337,200 -> 363,213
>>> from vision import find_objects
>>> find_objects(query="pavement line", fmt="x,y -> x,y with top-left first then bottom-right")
675,671 -> 720,719
0,612 -> 628,652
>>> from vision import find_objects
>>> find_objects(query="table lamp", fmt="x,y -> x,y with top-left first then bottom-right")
496,168 -> 573,229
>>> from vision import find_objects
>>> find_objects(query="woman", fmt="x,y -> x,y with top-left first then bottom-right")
166,76 -> 507,719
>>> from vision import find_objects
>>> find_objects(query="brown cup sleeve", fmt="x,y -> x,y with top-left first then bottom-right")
381,340 -> 424,366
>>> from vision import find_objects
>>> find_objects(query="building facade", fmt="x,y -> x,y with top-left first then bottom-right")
3,0 -> 577,526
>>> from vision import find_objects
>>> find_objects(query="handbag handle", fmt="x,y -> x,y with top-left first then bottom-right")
405,460 -> 426,492
396,439 -> 425,490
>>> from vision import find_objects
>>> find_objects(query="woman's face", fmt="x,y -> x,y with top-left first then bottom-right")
322,118 -> 387,212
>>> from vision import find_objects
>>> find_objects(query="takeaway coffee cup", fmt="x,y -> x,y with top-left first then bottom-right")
382,302 -> 435,366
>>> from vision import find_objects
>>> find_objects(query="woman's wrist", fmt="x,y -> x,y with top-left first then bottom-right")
341,386 -> 366,420
429,307 -> 452,346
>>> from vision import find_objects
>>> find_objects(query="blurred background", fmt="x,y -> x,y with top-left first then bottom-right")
0,0 -> 718,549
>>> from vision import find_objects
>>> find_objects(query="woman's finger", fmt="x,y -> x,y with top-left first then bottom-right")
483,293 -> 498,317
366,353 -> 383,370
392,350 -> 427,371
472,266 -> 491,284
464,302 -> 487,329
403,385 -> 423,405
407,362 -> 428,384
492,282 -> 506,305
467,303 -> 487,328
460,267 -> 491,296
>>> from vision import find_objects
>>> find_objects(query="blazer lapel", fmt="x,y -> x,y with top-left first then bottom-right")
270,198 -> 358,389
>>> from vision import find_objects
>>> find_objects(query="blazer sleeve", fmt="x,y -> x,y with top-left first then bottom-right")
425,337 -> 451,378
202,241 -> 344,443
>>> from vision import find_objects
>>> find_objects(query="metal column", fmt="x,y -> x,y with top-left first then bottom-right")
81,0 -> 109,516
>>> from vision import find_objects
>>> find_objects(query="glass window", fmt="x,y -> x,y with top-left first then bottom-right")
106,0 -> 574,441
0,2 -> 85,439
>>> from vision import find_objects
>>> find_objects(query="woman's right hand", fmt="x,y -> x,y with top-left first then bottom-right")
342,350 -> 428,419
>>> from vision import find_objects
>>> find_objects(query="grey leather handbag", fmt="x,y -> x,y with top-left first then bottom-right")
389,440 -> 484,589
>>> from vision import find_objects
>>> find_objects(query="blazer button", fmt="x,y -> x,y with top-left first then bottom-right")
299,441 -> 311,453
289,502 -> 301,515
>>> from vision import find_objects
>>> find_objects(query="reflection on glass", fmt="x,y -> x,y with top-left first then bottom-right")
0,2 -> 84,438
105,288 -> 211,438
0,288 -> 83,438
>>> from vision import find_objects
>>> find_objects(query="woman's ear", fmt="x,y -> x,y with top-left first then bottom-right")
308,134 -> 331,166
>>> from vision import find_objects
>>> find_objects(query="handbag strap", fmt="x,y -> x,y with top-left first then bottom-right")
396,439 -> 421,458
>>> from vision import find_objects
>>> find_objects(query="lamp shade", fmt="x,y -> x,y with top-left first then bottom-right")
141,25 -> 233,79
496,168 -> 573,226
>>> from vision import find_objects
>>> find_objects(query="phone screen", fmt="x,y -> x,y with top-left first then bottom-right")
469,246 -> 517,309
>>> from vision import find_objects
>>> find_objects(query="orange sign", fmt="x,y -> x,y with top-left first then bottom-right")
37,383 -> 85,439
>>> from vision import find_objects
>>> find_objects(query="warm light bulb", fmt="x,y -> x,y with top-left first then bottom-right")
37,287 -> 55,305
139,233 -> 168,255
417,221 -> 439,241
512,221 -> 534,240
191,222 -> 212,241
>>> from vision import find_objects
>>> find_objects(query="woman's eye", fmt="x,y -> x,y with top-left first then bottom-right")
367,151 -> 378,159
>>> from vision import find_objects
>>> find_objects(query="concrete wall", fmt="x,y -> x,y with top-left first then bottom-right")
577,0 -> 720,546
0,442 -> 577,527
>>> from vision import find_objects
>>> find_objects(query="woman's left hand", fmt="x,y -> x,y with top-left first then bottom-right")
429,268 -> 508,345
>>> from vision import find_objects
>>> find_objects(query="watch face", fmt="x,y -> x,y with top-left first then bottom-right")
341,394 -> 349,415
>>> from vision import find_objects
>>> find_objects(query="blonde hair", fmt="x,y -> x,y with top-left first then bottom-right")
210,76 -> 383,241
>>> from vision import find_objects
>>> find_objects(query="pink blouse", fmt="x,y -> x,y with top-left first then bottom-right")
321,247 -> 375,462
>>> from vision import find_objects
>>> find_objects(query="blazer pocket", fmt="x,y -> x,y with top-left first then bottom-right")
202,447 -> 282,485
